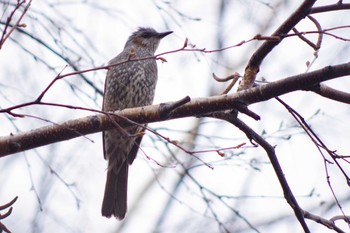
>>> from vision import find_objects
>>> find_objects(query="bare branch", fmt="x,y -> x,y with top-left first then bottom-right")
310,3 -> 350,14
275,97 -> 350,183
4,26 -> 104,95
212,72 -> 241,95
0,196 -> 17,212
312,84 -> 350,104
0,196 -> 18,233
286,25 -> 350,42
0,0 -> 31,49
1,62 -> 349,157
212,112 -> 310,232
240,0 -> 317,90
275,97 -> 350,227
292,15 -> 323,51
159,96 -> 191,119
304,210 -> 348,233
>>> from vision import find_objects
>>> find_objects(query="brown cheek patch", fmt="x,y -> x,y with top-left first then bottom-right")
133,37 -> 147,47
129,47 -> 136,58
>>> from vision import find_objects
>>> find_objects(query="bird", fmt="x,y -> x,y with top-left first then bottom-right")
101,27 -> 172,220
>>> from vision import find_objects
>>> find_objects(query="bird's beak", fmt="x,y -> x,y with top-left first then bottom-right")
157,31 -> 173,39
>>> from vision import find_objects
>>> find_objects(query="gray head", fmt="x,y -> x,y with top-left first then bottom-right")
124,27 -> 173,54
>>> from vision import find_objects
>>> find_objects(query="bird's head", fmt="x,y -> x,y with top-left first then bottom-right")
124,27 -> 172,54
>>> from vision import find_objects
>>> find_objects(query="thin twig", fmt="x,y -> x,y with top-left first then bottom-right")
275,97 -> 350,230
310,3 -> 350,14
304,210 -> 348,233
212,72 -> 241,95
0,196 -> 18,233
212,112 -> 310,232
0,0 -> 32,49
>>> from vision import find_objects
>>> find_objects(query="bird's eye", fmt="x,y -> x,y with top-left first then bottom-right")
141,32 -> 154,38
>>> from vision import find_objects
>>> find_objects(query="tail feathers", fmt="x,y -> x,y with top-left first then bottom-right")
101,161 -> 129,220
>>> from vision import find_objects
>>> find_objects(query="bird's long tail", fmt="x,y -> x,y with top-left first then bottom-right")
101,161 -> 129,220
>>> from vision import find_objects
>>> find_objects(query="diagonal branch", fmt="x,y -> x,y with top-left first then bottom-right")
0,0 -> 32,49
239,0 -> 317,90
211,112 -> 310,232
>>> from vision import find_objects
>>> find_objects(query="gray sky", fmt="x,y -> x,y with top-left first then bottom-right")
1,0 -> 349,232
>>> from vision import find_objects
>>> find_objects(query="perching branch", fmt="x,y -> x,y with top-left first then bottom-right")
0,62 -> 349,157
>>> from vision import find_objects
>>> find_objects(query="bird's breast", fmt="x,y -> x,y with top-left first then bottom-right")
103,57 -> 158,111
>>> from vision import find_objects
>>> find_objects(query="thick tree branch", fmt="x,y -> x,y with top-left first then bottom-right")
0,62 -> 349,157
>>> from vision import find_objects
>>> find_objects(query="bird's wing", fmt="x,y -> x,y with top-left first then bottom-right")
127,126 -> 146,165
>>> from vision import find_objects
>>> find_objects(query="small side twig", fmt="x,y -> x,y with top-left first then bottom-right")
0,197 -> 17,211
212,72 -> 241,95
304,210 -> 349,233
292,15 -> 323,52
159,96 -> 191,119
233,102 -> 261,121
307,15 -> 323,50
212,72 -> 239,82
0,196 -> 18,233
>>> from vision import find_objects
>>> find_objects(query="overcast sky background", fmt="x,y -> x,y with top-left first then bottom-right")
0,0 -> 349,232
